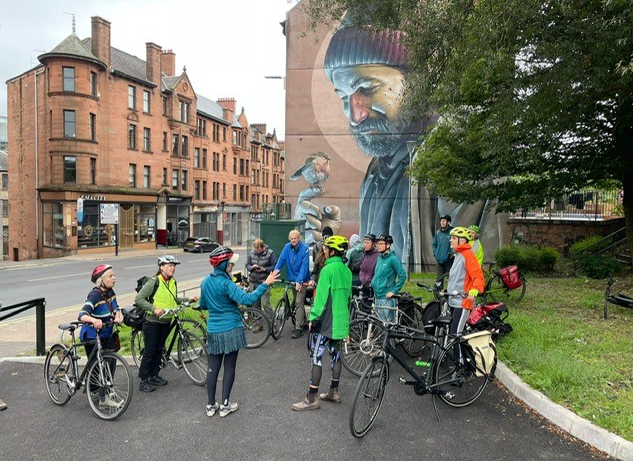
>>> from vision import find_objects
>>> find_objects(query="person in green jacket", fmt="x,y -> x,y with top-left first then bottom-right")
292,235 -> 352,411
372,234 -> 407,323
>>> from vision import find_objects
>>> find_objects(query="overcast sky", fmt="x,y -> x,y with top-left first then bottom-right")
0,0 -> 296,139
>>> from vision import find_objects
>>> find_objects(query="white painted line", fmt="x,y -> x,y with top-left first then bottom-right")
123,264 -> 156,270
27,273 -> 86,282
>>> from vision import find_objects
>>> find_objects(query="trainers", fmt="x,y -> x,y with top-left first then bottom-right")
291,329 -> 304,339
292,395 -> 320,411
0,399 -> 7,411
319,388 -> 341,403
99,394 -> 123,409
139,379 -> 156,393
206,402 -> 220,417
219,401 -> 238,417
148,375 -> 168,386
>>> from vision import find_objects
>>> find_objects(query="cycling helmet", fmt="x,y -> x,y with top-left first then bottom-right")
157,255 -> 180,266
363,233 -> 376,242
468,225 -> 481,234
450,227 -> 471,240
439,214 -> 452,223
321,226 -> 334,238
91,264 -> 112,283
375,234 -> 394,244
324,235 -> 349,253
209,246 -> 239,267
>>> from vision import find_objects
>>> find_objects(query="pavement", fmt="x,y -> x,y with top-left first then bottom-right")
1,247 -> 633,460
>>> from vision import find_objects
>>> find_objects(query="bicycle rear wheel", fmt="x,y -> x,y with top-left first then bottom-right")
433,340 -> 488,408
342,318 -> 386,377
271,299 -> 287,340
349,356 -> 389,438
86,351 -> 133,420
178,331 -> 208,385
399,305 -> 425,357
130,328 -> 145,368
242,308 -> 271,349
44,344 -> 73,405
485,273 -> 526,303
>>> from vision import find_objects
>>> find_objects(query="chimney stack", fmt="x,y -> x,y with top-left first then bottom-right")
217,98 -> 237,116
161,50 -> 176,76
91,16 -> 111,67
146,42 -> 162,84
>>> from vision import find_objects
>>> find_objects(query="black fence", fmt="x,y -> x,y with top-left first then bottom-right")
0,298 -> 47,356
509,189 -> 623,221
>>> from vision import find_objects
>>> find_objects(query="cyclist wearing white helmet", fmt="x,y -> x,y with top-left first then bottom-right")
135,255 -> 198,393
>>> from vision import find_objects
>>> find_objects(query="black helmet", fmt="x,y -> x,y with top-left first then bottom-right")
363,233 -> 376,242
321,226 -> 334,238
439,214 -> 452,223
376,234 -> 393,244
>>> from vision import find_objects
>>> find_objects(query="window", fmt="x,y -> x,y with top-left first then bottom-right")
129,164 -> 136,187
143,127 -> 151,151
90,158 -> 96,185
223,183 -> 226,198
2,173 -> 8,190
63,110 -> 76,138
143,90 -> 151,113
213,124 -> 220,142
143,166 -> 150,188
202,149 -> 208,169
223,127 -> 227,142
89,113 -> 96,141
90,72 -> 97,96
194,148 -> 200,168
202,181 -> 207,200
213,152 -> 220,172
162,168 -> 168,185
194,180 -> 200,200
128,124 -> 137,149
172,134 -> 179,156
64,156 -> 76,183
172,169 -> 179,190
222,154 -> 227,171
233,130 -> 237,145
128,85 -> 136,109
233,158 -> 237,175
162,97 -> 168,116
162,132 -> 168,151
43,202 -> 64,248
63,67 -> 75,92
213,182 -> 220,201
233,184 -> 237,200
197,118 -> 206,136
181,170 -> 188,190
182,136 -> 188,157
179,101 -> 190,123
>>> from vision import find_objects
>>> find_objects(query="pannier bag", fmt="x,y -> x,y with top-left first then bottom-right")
467,302 -> 513,338
498,265 -> 522,290
462,330 -> 496,377
122,305 -> 145,330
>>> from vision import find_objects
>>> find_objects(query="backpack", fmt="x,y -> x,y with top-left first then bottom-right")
122,276 -> 159,329
467,302 -> 513,339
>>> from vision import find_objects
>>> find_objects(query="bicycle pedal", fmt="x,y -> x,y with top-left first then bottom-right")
398,377 -> 414,386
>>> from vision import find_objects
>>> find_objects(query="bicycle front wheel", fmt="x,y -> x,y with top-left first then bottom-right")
399,305 -> 425,357
86,351 -> 133,420
177,331 -> 208,386
243,308 -> 271,349
179,318 -> 207,343
342,318 -> 386,377
44,344 -> 73,405
130,328 -> 145,368
485,273 -> 526,304
271,298 -> 287,340
433,340 -> 488,408
349,356 -> 389,438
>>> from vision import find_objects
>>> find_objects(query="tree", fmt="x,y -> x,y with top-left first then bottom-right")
303,0 -> 633,259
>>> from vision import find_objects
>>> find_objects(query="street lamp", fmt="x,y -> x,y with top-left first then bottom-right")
405,140 -> 418,274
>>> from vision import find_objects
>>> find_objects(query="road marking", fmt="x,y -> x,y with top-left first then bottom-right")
124,264 -> 156,270
27,272 -> 86,282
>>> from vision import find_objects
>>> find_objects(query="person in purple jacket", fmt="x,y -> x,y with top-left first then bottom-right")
359,233 -> 379,298
275,229 -> 311,339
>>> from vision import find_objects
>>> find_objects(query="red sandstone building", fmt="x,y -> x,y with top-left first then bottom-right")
6,16 -> 284,260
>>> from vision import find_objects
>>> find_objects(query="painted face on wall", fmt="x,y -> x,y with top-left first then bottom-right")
330,64 -> 410,157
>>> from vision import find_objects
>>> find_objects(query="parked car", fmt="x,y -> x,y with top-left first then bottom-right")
183,237 -> 219,253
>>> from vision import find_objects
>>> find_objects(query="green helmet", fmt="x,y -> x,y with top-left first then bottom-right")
324,235 -> 349,252
468,225 -> 480,234
450,227 -> 472,241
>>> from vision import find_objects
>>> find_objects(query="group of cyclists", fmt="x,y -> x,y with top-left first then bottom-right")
75,216 -> 486,417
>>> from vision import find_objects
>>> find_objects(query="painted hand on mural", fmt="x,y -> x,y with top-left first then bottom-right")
296,201 -> 342,245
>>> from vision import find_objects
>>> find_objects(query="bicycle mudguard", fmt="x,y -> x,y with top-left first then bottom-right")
607,294 -> 633,308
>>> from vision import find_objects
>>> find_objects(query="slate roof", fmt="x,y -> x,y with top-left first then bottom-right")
38,34 -> 106,70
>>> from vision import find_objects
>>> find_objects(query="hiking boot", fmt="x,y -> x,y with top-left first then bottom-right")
148,375 -> 168,386
139,379 -> 156,393
206,402 -> 220,417
319,388 -> 341,403
291,329 -> 304,339
99,393 -> 123,409
0,399 -> 7,411
292,394 -> 320,411
219,401 -> 238,417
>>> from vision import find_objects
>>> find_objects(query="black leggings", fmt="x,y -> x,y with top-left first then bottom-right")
207,351 -> 239,405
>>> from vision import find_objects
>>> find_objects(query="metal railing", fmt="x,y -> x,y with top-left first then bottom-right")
0,298 -> 47,356
509,189 -> 623,221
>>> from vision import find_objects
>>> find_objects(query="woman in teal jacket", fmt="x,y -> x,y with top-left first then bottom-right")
371,234 -> 407,322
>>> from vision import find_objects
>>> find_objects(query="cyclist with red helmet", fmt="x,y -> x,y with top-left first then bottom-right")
79,264 -> 123,409
135,255 -> 198,393
201,246 -> 279,418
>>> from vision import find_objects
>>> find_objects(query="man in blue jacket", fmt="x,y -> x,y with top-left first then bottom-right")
275,229 -> 311,339
432,214 -> 454,287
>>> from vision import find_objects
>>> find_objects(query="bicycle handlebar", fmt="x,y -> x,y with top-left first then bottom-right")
158,302 -> 190,319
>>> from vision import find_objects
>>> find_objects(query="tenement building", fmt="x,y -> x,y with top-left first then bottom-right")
6,16 -> 284,260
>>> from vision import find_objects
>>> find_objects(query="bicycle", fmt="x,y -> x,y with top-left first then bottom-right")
44,321 -> 133,420
604,274 -> 633,320
349,311 -> 495,438
483,261 -> 527,303
341,292 -> 424,377
271,280 -> 302,339
348,285 -> 373,321
130,303 -> 208,385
